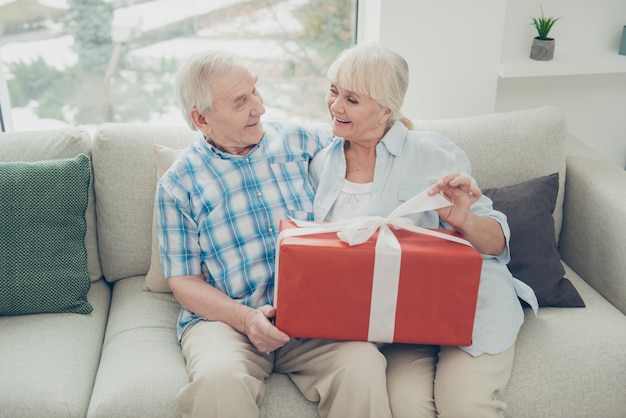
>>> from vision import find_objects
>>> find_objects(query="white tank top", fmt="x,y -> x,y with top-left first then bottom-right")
326,179 -> 373,222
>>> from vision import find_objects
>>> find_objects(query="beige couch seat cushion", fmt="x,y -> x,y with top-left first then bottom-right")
501,264 -> 626,417
0,280 -> 110,417
87,276 -> 186,417
89,277 -> 321,418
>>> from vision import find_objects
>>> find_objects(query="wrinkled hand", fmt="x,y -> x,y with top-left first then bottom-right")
428,173 -> 481,231
243,305 -> 290,353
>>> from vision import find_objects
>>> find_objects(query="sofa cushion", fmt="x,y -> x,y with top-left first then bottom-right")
89,275 -> 319,418
0,128 -> 102,281
144,144 -> 184,293
92,124 -> 198,282
0,154 -> 93,315
0,279 -> 111,417
412,106 -> 567,243
502,263 -> 626,417
483,173 -> 584,307
87,276 -> 187,417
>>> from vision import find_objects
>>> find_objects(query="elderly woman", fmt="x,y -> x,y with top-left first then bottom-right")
309,43 -> 538,418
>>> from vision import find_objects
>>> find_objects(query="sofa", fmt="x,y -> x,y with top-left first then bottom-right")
1,106 -> 624,418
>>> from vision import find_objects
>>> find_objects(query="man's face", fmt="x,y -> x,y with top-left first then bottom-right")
202,66 -> 266,155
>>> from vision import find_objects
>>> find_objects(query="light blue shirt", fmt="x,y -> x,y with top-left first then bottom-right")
157,121 -> 331,341
309,120 -> 538,356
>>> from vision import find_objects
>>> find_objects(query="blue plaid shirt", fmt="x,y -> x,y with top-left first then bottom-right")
156,121 -> 331,341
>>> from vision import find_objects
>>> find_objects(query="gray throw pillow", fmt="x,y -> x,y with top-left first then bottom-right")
483,173 -> 584,307
0,154 -> 93,315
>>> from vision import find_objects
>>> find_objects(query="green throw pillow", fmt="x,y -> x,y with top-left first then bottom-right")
0,154 -> 93,315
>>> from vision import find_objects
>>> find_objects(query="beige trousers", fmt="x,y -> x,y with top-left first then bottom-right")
176,320 -> 392,418
381,343 -> 515,418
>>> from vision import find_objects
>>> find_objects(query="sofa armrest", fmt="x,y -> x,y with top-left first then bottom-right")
559,135 -> 626,314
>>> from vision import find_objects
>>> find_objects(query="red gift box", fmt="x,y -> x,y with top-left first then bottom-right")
274,219 -> 482,345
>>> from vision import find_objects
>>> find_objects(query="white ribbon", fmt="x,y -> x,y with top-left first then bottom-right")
275,190 -> 472,342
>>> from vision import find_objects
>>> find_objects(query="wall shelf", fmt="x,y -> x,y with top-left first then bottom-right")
499,51 -> 626,78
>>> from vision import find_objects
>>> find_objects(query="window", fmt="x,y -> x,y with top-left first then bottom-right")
0,0 -> 357,131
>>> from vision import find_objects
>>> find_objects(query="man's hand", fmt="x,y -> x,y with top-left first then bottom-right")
243,305 -> 290,353
169,276 -> 290,352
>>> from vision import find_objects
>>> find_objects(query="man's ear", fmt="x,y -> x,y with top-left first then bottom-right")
191,108 -> 211,135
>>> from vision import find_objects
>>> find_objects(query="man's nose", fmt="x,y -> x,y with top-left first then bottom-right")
251,95 -> 265,116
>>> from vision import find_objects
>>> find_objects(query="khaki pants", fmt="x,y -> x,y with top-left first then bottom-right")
381,343 -> 515,418
177,320 -> 392,418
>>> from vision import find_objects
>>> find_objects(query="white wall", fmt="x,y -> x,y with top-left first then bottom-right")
496,0 -> 626,169
496,73 -> 626,169
360,0 -> 507,120
362,0 -> 626,168
500,0 -> 624,59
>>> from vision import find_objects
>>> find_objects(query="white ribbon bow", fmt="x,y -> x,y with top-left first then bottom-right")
275,189 -> 472,342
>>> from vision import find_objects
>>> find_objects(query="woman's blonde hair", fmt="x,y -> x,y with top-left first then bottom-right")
174,50 -> 245,130
326,43 -> 413,129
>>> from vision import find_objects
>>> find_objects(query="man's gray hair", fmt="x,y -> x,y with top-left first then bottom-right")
174,50 -> 246,130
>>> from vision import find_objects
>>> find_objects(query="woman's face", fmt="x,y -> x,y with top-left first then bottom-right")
326,83 -> 391,143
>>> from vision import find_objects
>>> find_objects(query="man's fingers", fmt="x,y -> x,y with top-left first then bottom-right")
258,304 -> 276,318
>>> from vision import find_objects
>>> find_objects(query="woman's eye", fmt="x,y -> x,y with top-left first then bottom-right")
347,97 -> 358,104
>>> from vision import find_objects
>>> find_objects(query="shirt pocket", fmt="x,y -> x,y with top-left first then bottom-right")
397,185 -> 426,202
269,160 -> 315,215
396,184 -> 440,228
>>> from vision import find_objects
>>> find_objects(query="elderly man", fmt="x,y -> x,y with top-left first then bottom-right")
156,50 -> 391,418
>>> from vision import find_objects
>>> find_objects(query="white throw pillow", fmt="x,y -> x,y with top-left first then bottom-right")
143,144 -> 183,293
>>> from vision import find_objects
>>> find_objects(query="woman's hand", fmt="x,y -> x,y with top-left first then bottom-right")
427,173 -> 481,231
427,173 -> 505,255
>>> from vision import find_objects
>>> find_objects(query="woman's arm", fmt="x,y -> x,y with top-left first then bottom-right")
428,173 -> 505,256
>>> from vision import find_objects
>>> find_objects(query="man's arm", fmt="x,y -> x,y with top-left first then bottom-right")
169,275 -> 290,352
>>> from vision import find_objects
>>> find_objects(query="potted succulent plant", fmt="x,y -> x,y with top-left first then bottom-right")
530,6 -> 560,61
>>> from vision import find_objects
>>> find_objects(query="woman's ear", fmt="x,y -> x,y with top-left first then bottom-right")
379,108 -> 393,125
